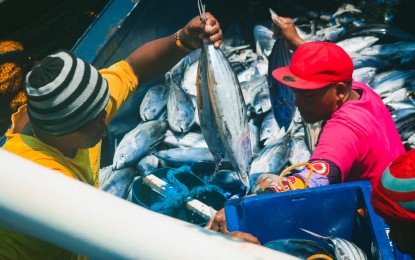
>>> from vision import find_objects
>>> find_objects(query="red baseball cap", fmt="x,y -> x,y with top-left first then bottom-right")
272,42 -> 354,90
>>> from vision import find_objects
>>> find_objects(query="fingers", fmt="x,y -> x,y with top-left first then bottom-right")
201,12 -> 223,47
205,208 -> 227,232
272,15 -> 296,26
228,231 -> 261,245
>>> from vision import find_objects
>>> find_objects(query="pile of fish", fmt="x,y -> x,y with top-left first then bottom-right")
264,228 -> 367,260
99,4 -> 415,202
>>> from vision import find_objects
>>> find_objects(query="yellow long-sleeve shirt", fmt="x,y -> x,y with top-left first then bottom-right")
0,60 -> 138,259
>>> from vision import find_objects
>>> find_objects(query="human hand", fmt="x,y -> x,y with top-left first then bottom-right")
228,231 -> 261,245
180,12 -> 223,49
271,15 -> 305,49
205,208 -> 227,234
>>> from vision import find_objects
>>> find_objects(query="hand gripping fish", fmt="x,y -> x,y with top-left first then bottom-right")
300,228 -> 367,260
197,0 -> 253,193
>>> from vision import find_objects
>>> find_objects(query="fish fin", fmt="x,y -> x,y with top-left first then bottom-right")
300,228 -> 328,240
114,138 -> 118,150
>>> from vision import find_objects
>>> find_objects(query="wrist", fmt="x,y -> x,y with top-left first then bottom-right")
174,29 -> 195,53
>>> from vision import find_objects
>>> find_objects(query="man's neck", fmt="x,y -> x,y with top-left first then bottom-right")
25,123 -> 77,158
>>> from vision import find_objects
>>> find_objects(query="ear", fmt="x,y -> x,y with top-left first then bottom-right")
335,82 -> 348,102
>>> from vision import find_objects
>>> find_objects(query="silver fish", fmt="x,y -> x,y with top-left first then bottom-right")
100,167 -> 137,199
260,111 -> 286,144
163,130 -> 208,148
249,137 -> 290,177
249,120 -> 261,156
253,90 -> 271,115
300,228 -> 367,260
309,24 -> 346,42
370,69 -> 415,96
153,147 -> 232,172
166,72 -> 195,133
382,88 -> 408,104
98,166 -> 114,188
112,120 -> 168,170
237,55 -> 268,83
288,137 -> 311,171
359,41 -> 415,57
253,24 -> 275,57
180,56 -> 199,96
303,120 -> 322,153
335,36 -> 379,54
140,83 -> 169,121
202,43 -> 253,192
239,74 -> 268,109
352,67 -> 377,84
136,153 -> 159,176
196,48 -> 227,164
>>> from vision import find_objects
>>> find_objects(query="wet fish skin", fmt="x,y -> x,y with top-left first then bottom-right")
253,91 -> 271,115
166,73 -> 195,133
260,112 -> 286,146
352,55 -> 394,71
196,48 -> 227,163
268,37 -> 296,131
335,36 -> 379,54
249,120 -> 261,157
112,120 -> 168,170
249,137 -> 290,177
140,83 -> 169,121
370,69 -> 415,96
359,41 -> 415,57
288,137 -> 311,171
239,74 -> 268,109
153,147 -> 232,173
352,67 -> 377,84
334,24 -> 415,43
253,24 -> 275,57
203,43 -> 253,191
180,56 -> 199,96
163,130 -> 208,148
100,167 -> 137,199
136,154 -> 159,176
205,169 -> 246,198
300,228 -> 367,260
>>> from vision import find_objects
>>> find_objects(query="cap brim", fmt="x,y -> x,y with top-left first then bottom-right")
272,67 -> 333,90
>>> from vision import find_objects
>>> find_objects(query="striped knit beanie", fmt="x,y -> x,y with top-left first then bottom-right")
25,51 -> 109,135
371,149 -> 415,224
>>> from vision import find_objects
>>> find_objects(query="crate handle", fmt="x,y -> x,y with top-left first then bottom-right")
278,162 -> 313,192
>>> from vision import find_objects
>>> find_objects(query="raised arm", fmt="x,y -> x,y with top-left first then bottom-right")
125,12 -> 222,85
272,15 -> 305,50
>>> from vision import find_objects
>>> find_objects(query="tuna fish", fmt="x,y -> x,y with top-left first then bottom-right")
100,166 -> 138,199
200,43 -> 253,192
166,72 -> 195,133
300,228 -> 367,260
112,120 -> 168,170
196,48 -> 227,164
140,83 -> 169,121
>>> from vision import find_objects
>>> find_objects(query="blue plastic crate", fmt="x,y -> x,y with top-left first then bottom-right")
225,181 -> 394,259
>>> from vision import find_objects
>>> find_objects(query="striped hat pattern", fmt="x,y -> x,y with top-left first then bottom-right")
371,149 -> 415,223
25,51 -> 109,135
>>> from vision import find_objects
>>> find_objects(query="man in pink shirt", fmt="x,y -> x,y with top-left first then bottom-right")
206,15 -> 405,239
254,16 -> 405,193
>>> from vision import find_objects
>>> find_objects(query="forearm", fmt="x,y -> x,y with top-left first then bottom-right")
125,12 -> 222,85
125,33 -> 187,85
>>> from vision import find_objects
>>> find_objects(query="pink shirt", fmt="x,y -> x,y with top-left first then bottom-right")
310,81 -> 405,186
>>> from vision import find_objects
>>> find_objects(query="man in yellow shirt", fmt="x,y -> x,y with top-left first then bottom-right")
0,13 -> 223,259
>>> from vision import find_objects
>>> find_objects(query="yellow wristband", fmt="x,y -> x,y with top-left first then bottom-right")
174,29 -> 194,53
